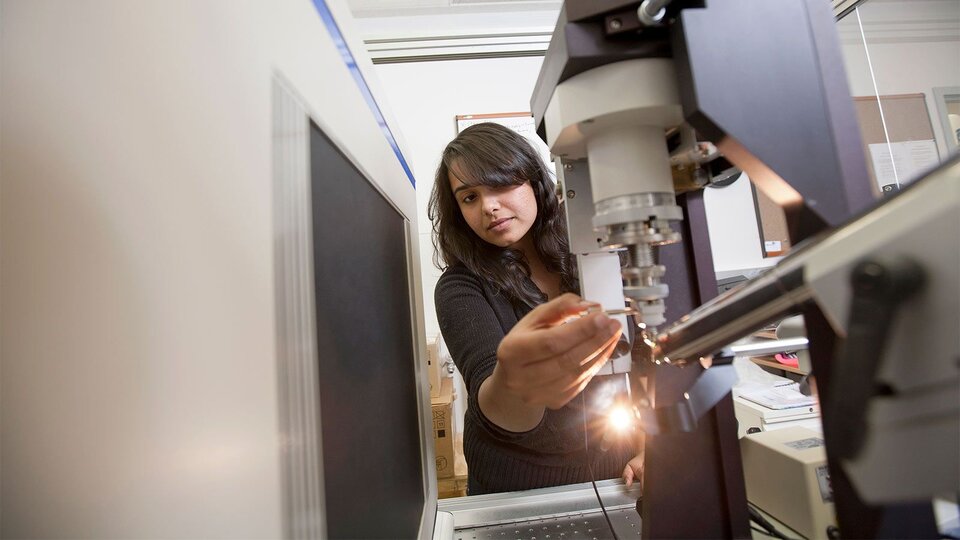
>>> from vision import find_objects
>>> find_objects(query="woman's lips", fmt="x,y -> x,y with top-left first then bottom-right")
488,217 -> 513,231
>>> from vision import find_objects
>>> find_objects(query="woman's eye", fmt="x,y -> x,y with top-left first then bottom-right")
461,193 -> 476,203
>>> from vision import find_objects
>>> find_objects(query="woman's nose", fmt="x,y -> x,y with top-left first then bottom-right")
482,194 -> 500,214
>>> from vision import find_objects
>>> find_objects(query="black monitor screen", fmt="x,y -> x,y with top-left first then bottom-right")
309,121 -> 424,538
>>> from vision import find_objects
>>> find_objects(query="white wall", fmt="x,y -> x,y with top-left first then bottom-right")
374,57 -> 549,339
703,175 -> 778,274
838,0 -> 960,158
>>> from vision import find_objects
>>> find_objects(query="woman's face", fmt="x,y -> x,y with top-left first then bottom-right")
448,161 -> 538,250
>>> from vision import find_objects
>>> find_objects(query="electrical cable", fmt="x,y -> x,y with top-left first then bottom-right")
752,525 -> 785,538
748,512 -> 789,539
581,392 -> 620,540
748,503 -> 798,540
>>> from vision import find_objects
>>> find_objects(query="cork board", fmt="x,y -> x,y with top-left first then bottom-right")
752,183 -> 790,257
853,93 -> 937,195
753,93 -> 936,257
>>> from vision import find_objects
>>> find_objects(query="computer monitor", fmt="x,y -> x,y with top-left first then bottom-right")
271,28 -> 436,540
307,120 -> 427,538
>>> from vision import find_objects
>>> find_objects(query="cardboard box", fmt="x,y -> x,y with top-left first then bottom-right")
437,474 -> 467,499
438,433 -> 469,498
431,377 -> 455,478
741,427 -> 836,539
426,338 -> 442,399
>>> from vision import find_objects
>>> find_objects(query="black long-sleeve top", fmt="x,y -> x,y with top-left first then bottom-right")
435,264 -> 635,495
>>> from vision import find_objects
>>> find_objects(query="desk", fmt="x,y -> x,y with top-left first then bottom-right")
732,333 -> 808,377
750,356 -> 806,376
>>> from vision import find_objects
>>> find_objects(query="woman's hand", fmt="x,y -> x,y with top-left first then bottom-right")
622,452 -> 644,488
479,293 -> 623,432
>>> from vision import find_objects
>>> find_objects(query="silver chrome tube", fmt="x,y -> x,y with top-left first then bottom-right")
728,337 -> 808,357
653,256 -> 813,362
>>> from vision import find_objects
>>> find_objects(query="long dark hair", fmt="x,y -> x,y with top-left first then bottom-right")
428,122 -> 576,308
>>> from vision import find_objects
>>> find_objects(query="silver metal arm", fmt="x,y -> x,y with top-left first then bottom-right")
650,156 -> 960,504
727,337 -> 808,358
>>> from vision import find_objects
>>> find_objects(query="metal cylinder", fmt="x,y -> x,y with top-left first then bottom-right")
629,244 -> 655,268
586,125 -> 674,202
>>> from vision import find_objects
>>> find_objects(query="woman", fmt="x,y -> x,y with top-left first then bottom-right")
429,122 -> 643,495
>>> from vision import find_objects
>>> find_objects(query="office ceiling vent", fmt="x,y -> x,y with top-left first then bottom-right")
449,0 -> 559,6
832,0 -> 867,19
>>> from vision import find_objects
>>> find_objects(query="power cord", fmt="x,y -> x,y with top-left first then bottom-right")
581,393 -> 620,540
752,525 -> 788,538
748,503 -> 798,540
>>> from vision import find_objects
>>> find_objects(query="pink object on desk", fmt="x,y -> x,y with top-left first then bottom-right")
775,353 -> 800,368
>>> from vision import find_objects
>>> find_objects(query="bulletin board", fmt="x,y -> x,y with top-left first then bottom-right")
754,93 -> 939,258
455,112 -> 554,174
853,93 -> 939,194
752,184 -> 791,257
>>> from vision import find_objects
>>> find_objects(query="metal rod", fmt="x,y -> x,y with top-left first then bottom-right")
652,257 -> 812,361
727,337 -> 808,357
579,307 -> 640,317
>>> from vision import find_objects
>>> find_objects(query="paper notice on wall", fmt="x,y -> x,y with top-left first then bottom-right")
868,140 -> 940,191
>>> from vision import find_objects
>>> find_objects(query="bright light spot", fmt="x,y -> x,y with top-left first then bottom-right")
608,406 -> 633,432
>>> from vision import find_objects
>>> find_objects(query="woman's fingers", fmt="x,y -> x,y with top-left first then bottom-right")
512,326 -> 623,397
623,464 -> 635,487
543,333 -> 620,409
546,335 -> 620,408
545,374 -> 593,410
623,453 -> 644,488
494,293 -> 628,408
519,293 -> 596,328
502,312 -> 617,367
